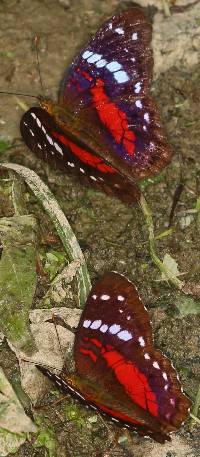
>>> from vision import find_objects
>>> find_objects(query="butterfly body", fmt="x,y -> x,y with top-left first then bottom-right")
38,272 -> 191,443
20,8 -> 173,204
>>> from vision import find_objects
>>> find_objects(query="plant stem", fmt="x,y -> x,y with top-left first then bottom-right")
139,193 -> 183,289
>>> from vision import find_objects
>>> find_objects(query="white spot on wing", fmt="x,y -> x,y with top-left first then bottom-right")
100,324 -> 108,333
138,336 -> 145,347
36,118 -> 41,128
144,353 -> 150,360
29,129 -> 34,136
115,27 -> 124,35
92,294 -> 97,300
109,324 -> 121,334
38,143 -> 42,149
153,361 -> 160,369
42,126 -> 46,134
101,294 -> 110,301
31,112 -> 36,119
83,320 -> 91,328
144,112 -> 150,123
118,330 -> 132,341
90,320 -> 102,329
80,168 -> 85,173
117,295 -> 124,301
75,391 -> 85,400
163,372 -> 168,381
135,100 -> 142,109
68,162 -> 75,167
143,125 -> 147,131
131,57 -> 136,63
106,61 -> 122,72
67,385 -> 75,393
87,53 -> 102,63
54,375 -> 60,381
96,59 -> 107,68
54,142 -> 63,155
114,71 -> 129,84
132,32 -> 138,40
90,176 -> 97,181
82,50 -> 93,59
134,82 -> 141,93
46,134 -> 53,145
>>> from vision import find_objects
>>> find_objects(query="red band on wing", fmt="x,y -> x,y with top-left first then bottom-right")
80,336 -> 158,418
80,347 -> 97,363
91,78 -> 136,156
102,349 -> 158,417
83,337 -> 103,349
52,131 -> 116,173
90,338 -> 103,349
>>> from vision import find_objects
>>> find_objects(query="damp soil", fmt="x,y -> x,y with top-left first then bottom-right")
0,1 -> 200,456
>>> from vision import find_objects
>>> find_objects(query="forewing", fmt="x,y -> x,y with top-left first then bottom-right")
59,8 -> 153,105
58,8 -> 173,178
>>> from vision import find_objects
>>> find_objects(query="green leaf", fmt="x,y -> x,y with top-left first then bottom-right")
0,140 -> 11,154
176,296 -> 200,317
44,250 -> 66,280
65,401 -> 86,428
161,254 -> 181,282
34,427 -> 57,457
0,215 -> 38,354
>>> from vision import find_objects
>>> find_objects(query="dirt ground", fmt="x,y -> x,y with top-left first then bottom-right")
0,0 -> 200,456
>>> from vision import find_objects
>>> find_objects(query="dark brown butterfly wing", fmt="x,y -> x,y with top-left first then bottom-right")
38,273 -> 191,443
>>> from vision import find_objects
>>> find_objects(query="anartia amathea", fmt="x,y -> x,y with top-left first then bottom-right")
38,272 -> 191,443
20,8 -> 173,204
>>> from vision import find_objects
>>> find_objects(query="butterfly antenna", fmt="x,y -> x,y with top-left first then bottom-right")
34,36 -> 45,95
0,91 -> 38,99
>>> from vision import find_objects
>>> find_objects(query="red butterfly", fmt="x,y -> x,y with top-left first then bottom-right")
20,8 -> 173,204
38,272 -> 191,443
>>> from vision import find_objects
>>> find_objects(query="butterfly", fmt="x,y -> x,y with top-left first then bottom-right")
20,7 -> 173,205
38,272 -> 191,443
